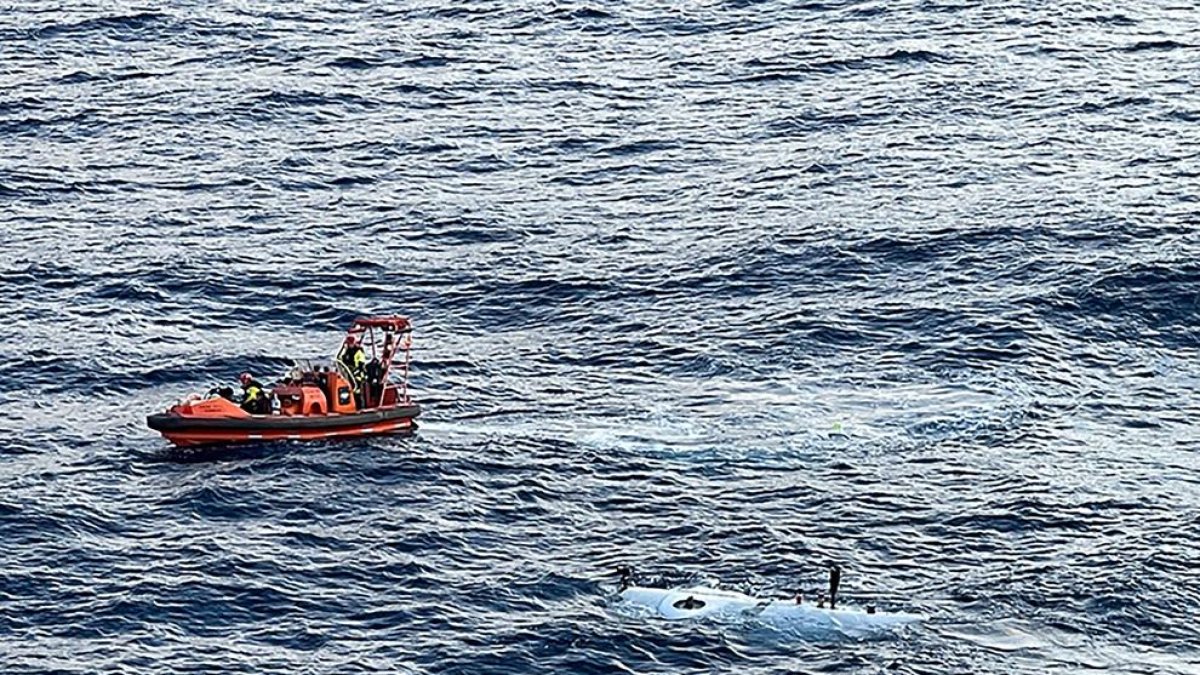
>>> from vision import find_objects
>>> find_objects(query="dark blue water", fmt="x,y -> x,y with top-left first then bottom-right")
2,1 -> 1199,672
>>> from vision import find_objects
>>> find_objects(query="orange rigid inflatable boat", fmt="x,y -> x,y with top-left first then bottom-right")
148,316 -> 421,447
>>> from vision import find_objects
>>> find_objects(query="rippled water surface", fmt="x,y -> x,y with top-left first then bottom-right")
2,1 -> 1199,673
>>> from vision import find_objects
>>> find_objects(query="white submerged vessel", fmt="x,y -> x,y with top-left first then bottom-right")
617,567 -> 925,633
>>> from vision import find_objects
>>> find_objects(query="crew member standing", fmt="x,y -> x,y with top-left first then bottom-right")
338,335 -> 368,408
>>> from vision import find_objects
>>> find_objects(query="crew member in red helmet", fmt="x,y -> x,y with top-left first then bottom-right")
337,336 -> 368,409
238,372 -> 269,414
339,336 -> 366,372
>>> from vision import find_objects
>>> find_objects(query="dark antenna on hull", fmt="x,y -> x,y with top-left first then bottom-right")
828,565 -> 842,610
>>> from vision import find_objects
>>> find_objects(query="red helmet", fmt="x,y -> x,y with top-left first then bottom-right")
239,372 -> 253,385
346,335 -> 359,347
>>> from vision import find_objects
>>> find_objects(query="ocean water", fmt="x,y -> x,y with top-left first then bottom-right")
2,1 -> 1199,673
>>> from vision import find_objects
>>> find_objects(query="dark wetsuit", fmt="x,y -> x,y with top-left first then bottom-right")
364,358 -> 384,407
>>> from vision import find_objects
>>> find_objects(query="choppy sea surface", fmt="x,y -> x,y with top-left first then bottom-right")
2,1 -> 1199,673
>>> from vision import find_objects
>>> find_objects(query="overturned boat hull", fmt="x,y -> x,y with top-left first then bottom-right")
619,585 -> 925,631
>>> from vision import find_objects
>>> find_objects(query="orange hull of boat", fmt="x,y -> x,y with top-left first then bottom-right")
148,397 -> 421,447
159,416 -> 417,447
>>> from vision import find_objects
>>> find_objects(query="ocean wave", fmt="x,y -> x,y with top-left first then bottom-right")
2,1 -> 1197,672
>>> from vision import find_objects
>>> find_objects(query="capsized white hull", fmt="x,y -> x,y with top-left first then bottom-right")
619,585 -> 925,631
